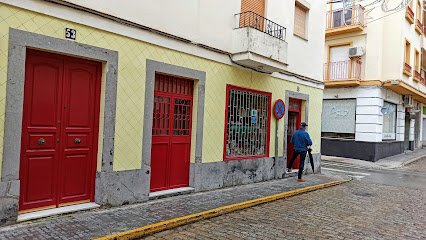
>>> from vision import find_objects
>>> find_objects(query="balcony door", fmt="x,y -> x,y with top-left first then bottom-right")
328,45 -> 350,80
331,2 -> 352,28
240,0 -> 265,30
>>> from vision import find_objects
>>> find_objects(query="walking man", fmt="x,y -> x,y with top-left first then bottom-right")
288,122 -> 312,182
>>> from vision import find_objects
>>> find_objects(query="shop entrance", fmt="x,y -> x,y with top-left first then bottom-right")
150,74 -> 194,192
287,99 -> 302,170
19,50 -> 101,212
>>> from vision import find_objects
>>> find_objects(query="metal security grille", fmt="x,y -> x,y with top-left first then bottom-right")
225,86 -> 271,159
173,99 -> 191,136
152,96 -> 170,136
154,74 -> 193,96
152,74 -> 193,136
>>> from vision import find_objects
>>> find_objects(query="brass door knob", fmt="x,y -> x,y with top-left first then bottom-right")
38,138 -> 46,145
74,138 -> 81,144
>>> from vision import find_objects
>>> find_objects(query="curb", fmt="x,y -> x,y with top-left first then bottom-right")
401,155 -> 425,167
96,179 -> 351,240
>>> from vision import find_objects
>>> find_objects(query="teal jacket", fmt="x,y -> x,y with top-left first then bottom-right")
291,129 -> 312,152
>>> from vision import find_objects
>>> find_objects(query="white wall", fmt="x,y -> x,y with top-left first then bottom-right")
323,86 -> 404,142
62,0 -> 238,52
268,0 -> 326,81
59,0 -> 326,81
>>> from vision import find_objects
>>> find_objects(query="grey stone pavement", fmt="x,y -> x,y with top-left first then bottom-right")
322,147 -> 426,169
0,174 -> 341,240
147,159 -> 426,240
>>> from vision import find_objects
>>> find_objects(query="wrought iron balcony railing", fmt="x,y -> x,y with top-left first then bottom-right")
326,4 -> 365,29
414,69 -> 421,81
404,63 -> 412,75
324,59 -> 362,81
235,11 -> 286,41
416,19 -> 424,34
406,6 -> 415,21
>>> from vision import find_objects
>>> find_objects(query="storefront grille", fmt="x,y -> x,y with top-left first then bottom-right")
224,86 -> 271,159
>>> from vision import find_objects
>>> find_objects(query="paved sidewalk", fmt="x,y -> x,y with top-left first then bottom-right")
0,174 -> 342,240
322,148 -> 426,169
376,148 -> 426,168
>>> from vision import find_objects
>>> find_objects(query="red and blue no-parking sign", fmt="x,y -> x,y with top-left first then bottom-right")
273,99 -> 285,120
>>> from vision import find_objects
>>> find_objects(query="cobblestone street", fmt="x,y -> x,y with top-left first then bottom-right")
145,159 -> 426,240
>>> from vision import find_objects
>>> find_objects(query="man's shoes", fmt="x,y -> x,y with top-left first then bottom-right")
287,168 -> 292,173
297,178 -> 305,182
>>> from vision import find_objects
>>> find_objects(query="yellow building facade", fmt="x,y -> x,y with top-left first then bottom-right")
0,1 -> 324,224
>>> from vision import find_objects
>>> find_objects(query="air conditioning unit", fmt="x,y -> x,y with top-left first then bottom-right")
403,95 -> 414,108
348,47 -> 364,58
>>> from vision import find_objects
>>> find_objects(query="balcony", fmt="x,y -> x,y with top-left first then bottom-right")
231,11 -> 288,73
406,6 -> 415,24
416,19 -> 423,34
414,69 -> 421,81
421,69 -> 426,85
403,63 -> 412,76
326,5 -> 365,37
323,59 -> 362,88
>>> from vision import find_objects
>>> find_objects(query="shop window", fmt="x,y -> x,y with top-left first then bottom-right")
224,85 -> 271,160
382,102 -> 397,140
321,99 -> 356,139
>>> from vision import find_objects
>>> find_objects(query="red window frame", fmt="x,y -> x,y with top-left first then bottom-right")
223,84 -> 272,161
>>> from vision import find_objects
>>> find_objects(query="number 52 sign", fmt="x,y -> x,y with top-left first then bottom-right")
65,28 -> 76,40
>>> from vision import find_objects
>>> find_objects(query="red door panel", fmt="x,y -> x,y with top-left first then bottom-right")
58,59 -> 100,205
150,140 -> 169,191
19,51 -> 62,211
150,75 -> 193,192
287,99 -> 302,170
23,155 -> 56,205
60,153 -> 90,201
20,50 -> 101,212
169,142 -> 190,188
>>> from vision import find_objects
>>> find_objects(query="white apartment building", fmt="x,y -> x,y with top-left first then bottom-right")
322,0 -> 426,161
0,0 -> 326,224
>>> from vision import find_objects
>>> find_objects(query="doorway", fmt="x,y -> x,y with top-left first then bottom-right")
150,74 -> 194,192
19,49 -> 101,212
287,98 -> 302,170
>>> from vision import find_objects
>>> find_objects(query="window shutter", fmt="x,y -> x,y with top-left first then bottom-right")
294,4 -> 307,38
241,0 -> 265,17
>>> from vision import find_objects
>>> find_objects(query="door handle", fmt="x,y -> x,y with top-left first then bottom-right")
74,138 -> 81,144
38,138 -> 46,145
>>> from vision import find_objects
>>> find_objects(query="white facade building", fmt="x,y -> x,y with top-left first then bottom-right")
322,0 -> 426,161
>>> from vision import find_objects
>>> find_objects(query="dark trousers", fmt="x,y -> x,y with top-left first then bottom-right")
289,150 -> 307,179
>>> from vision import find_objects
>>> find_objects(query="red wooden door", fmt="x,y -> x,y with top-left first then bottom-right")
150,74 -> 193,192
286,99 -> 302,170
19,50 -> 101,212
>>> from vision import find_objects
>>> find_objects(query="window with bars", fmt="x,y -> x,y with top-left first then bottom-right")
224,85 -> 271,160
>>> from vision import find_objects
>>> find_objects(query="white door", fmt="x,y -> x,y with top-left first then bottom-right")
329,45 -> 350,80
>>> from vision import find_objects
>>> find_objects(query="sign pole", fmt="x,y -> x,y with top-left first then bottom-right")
274,118 -> 279,179
272,99 -> 285,179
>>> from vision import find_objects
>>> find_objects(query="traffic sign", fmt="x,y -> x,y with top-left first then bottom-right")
273,99 -> 285,120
